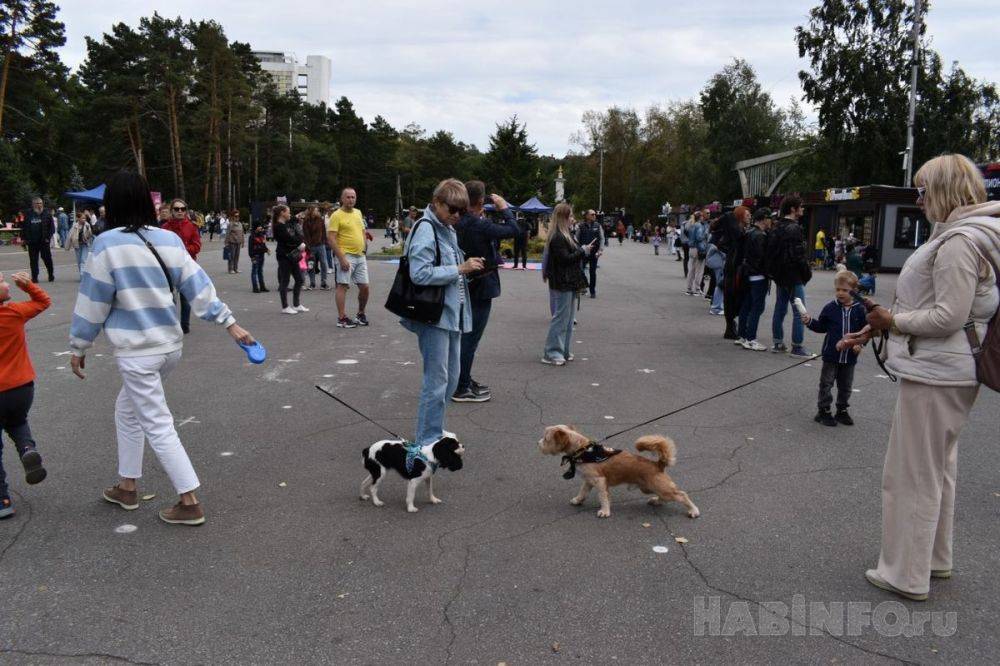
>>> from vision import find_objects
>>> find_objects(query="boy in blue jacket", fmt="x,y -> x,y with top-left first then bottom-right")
801,271 -> 867,426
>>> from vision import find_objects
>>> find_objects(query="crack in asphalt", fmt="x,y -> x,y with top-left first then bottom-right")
0,647 -> 161,665
0,490 -> 33,568
688,434 -> 752,494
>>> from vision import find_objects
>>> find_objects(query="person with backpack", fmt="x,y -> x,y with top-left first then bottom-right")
836,154 -> 1000,602
684,212 -> 707,296
765,196 -> 813,357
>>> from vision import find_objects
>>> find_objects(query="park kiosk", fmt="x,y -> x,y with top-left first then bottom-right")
800,185 -> 923,271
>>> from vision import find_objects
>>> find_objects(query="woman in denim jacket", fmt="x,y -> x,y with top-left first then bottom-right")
401,179 -> 484,445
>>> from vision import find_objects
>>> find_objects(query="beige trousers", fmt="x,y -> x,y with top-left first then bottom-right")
875,379 -> 979,594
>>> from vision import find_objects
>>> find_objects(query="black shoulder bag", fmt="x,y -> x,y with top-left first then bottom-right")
384,219 -> 445,324
134,228 -> 176,302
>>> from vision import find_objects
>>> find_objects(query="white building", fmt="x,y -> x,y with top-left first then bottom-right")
252,51 -> 331,107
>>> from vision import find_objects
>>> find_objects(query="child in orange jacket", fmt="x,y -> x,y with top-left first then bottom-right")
0,271 -> 50,518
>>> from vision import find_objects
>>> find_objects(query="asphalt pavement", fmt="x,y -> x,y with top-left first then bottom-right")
0,235 -> 998,665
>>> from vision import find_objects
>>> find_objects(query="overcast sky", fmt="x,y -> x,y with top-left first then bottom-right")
57,0 -> 997,157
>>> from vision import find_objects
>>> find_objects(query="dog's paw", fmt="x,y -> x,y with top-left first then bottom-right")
647,497 -> 662,506
597,509 -> 611,518
688,507 -> 700,518
359,494 -> 370,501
570,497 -> 584,506
429,496 -> 443,505
407,505 -> 419,513
372,498 -> 385,507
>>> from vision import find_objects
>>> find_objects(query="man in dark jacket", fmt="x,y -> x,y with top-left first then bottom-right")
20,197 -> 55,283
452,181 -> 520,402
765,196 -> 812,357
736,208 -> 773,350
575,210 -> 604,298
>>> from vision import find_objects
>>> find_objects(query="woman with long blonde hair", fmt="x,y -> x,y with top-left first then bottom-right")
840,153 -> 1000,600
541,203 -> 594,365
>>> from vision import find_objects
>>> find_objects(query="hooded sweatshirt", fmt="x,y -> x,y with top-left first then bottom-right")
886,200 -> 1000,386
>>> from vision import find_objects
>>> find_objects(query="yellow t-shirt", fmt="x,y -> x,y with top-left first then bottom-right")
327,208 -> 365,255
814,229 -> 826,251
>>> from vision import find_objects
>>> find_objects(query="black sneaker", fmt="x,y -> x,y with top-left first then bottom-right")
452,388 -> 490,403
337,317 -> 358,329
0,495 -> 13,519
814,411 -> 837,427
835,410 -> 854,426
470,380 -> 490,395
772,342 -> 789,353
356,313 -> 370,326
20,448 -> 46,485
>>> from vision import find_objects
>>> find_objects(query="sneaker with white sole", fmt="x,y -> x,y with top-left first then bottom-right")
337,317 -> 358,328
732,337 -> 746,346
103,485 -> 139,510
281,306 -> 298,315
541,356 -> 566,366
296,305 -> 310,312
158,501 -> 206,526
356,313 -> 369,326
452,388 -> 490,403
743,340 -> 768,351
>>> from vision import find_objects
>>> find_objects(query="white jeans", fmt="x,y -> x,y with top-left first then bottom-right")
114,351 -> 200,494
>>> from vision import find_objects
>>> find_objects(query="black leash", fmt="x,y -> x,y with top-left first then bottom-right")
314,385 -> 403,440
599,357 -> 816,444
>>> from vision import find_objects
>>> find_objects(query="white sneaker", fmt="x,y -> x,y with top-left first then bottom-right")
296,305 -> 310,312
743,340 -> 767,351
281,307 -> 298,315
733,337 -> 746,345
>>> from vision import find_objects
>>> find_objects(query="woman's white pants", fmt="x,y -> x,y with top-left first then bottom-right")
114,351 -> 200,494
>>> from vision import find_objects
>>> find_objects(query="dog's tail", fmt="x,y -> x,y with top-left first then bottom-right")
635,435 -> 676,470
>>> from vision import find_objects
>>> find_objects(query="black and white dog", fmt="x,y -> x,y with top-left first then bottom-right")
360,434 -> 465,513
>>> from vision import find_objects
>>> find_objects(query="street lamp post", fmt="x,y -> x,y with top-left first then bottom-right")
598,148 -> 605,212
903,0 -> 924,188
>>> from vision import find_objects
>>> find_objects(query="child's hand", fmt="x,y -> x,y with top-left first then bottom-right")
11,272 -> 31,289
800,314 -> 811,324
852,345 -> 863,355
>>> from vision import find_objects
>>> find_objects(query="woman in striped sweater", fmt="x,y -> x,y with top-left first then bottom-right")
69,171 -> 255,527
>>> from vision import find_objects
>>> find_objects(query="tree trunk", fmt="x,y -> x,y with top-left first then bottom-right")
226,99 -> 233,210
0,5 -> 21,136
171,90 -> 186,200
203,114 -> 215,207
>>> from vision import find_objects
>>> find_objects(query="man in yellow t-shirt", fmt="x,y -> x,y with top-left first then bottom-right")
327,187 -> 373,327
814,228 -> 826,268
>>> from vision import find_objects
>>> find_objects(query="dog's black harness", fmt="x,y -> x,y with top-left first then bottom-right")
562,441 -> 622,479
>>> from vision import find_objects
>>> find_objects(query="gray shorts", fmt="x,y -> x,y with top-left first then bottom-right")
336,253 -> 369,285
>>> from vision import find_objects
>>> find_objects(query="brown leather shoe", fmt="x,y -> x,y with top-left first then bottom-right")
158,502 -> 205,526
103,485 -> 139,510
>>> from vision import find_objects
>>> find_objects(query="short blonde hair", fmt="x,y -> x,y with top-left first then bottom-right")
834,270 -> 859,290
432,179 -> 469,209
914,154 -> 987,223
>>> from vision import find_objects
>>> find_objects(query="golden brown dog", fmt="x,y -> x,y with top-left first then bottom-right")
538,425 -> 700,519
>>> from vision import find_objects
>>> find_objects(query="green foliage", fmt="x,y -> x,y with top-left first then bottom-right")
483,116 -> 541,203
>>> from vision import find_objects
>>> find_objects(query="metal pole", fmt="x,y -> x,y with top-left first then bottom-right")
903,0 -> 923,187
598,148 -> 605,212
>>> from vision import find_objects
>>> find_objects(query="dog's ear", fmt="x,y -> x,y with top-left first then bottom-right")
552,427 -> 572,452
433,437 -> 464,471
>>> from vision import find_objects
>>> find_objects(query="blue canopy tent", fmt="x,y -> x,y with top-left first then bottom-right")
64,184 -> 106,203
518,196 -> 553,214
483,202 -> 520,212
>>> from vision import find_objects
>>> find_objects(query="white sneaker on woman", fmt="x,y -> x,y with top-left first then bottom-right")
296,305 -> 310,312
281,307 -> 298,315
743,339 -> 767,351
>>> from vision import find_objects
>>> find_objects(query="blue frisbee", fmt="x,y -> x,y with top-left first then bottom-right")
239,341 -> 267,364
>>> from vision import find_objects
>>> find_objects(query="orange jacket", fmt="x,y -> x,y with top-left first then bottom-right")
0,282 -> 51,392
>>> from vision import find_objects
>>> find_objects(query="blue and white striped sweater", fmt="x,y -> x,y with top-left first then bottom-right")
69,227 -> 235,357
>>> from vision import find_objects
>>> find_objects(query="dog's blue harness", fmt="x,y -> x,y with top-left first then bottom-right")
405,443 -> 438,474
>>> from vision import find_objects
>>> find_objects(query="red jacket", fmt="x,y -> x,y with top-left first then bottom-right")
162,218 -> 201,259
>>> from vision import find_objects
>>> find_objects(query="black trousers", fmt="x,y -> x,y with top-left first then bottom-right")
818,361 -> 855,412
582,254 -> 599,296
513,233 -> 528,268
0,382 -> 35,494
27,243 -> 54,282
681,244 -> 690,277
277,256 -> 303,308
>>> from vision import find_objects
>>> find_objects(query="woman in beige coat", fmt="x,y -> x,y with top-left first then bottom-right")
842,154 -> 1000,601
224,210 -> 245,274
64,212 -> 94,275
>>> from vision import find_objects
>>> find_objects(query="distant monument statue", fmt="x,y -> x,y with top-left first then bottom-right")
555,166 -> 566,203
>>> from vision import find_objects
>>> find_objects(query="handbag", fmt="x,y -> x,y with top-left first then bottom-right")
384,219 -> 445,324
963,251 -> 1000,392
705,245 -> 725,271
223,245 -> 231,261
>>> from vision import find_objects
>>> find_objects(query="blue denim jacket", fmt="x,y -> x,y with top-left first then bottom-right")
400,206 -> 472,333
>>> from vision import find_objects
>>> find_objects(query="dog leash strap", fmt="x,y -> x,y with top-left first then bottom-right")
599,357 -> 816,444
314,385 -> 403,440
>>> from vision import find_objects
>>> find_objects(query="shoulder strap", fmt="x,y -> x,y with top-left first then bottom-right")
133,228 -> 175,294
406,219 -> 441,267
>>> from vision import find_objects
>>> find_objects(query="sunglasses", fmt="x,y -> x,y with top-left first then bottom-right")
916,187 -> 925,199
446,204 -> 466,215
172,206 -> 187,212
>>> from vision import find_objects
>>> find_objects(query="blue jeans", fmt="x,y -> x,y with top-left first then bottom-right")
710,266 -> 725,313
772,283 -> 806,346
325,246 -> 334,270
308,244 -> 328,287
457,299 -> 492,393
738,279 -> 768,341
544,290 -> 576,361
251,256 -> 266,290
74,245 -> 90,273
412,323 -> 461,446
